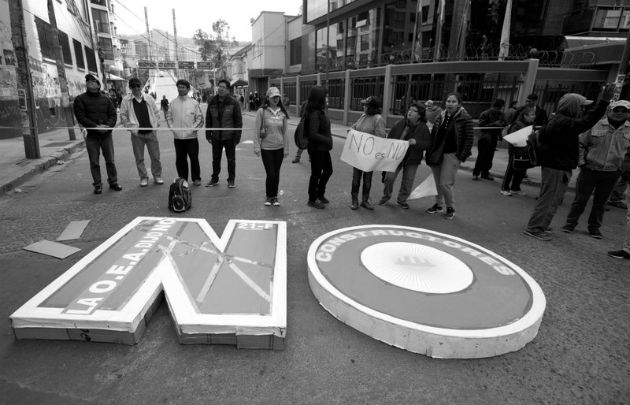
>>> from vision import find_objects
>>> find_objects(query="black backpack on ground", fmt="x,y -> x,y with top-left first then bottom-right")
168,178 -> 192,212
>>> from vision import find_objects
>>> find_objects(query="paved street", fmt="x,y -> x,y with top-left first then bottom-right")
0,113 -> 628,405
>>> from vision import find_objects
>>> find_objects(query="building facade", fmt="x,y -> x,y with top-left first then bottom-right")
0,0 -> 105,138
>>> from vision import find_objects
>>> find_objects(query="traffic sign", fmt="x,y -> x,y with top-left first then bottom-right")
197,61 -> 213,69
138,60 -> 157,69
178,61 -> 195,69
158,61 -> 177,69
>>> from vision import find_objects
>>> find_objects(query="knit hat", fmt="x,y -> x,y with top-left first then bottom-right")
85,74 -> 100,86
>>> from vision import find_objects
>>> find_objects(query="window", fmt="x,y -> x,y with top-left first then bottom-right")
58,31 -> 72,65
593,8 -> 622,29
422,6 -> 429,22
622,9 -> 630,29
290,38 -> 301,65
34,17 -> 56,60
98,37 -> 114,60
92,9 -> 110,34
73,39 -> 85,69
85,46 -> 97,72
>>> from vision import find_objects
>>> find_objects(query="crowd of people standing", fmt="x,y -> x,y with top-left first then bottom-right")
73,74 -> 630,260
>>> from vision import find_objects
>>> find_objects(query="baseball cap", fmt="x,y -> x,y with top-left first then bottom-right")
266,87 -> 281,98
128,78 -> 142,88
610,99 -> 630,110
361,96 -> 382,109
526,93 -> 538,101
85,74 -> 100,86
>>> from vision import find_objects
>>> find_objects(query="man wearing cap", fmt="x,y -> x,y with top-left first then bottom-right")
119,77 -> 163,187
524,85 -> 615,241
561,99 -> 630,239
205,79 -> 243,188
73,74 -> 121,194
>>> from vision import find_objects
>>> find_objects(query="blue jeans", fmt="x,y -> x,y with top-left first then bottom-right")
383,162 -> 419,204
86,132 -> 117,187
526,167 -> 572,233
351,168 -> 373,202
131,132 -> 161,179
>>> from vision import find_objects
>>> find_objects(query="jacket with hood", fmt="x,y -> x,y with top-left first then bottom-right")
538,95 -> 608,171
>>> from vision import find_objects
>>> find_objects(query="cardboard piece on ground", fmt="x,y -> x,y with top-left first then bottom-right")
57,220 -> 90,241
503,125 -> 533,147
408,174 -> 438,200
23,240 -> 81,259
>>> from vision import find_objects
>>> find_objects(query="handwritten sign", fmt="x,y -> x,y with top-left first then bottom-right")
341,130 -> 409,172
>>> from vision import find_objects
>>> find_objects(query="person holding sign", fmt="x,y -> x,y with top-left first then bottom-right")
349,97 -> 386,210
379,102 -> 432,209
424,92 -> 474,220
305,86 -> 334,209
253,87 -> 290,206
500,107 -> 536,196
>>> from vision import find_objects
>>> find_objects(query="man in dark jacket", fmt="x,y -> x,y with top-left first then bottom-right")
509,93 -> 548,127
473,99 -> 506,180
205,79 -> 243,188
524,85 -> 614,241
73,74 -> 121,194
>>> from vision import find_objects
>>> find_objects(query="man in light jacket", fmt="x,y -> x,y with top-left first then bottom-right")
166,79 -> 204,186
119,77 -> 163,187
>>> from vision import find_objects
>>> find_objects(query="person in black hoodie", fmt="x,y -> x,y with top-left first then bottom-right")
73,74 -> 120,194
524,84 -> 615,241
304,86 -> 333,209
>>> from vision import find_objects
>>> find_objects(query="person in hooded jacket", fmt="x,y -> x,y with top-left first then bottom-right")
379,101 -> 432,209
524,84 -> 614,241
424,92 -> 474,220
304,86 -> 333,209
73,74 -> 120,194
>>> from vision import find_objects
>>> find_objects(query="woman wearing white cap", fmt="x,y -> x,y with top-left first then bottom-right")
254,87 -> 290,206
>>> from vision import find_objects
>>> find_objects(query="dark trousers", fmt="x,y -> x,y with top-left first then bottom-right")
501,148 -> 527,191
526,167 -> 572,233
473,135 -> 497,177
261,148 -> 284,198
174,138 -> 200,182
211,138 -> 236,182
86,132 -> 117,187
383,162 -> 419,203
566,168 -> 620,231
308,150 -> 333,201
609,177 -> 628,202
351,168 -> 373,202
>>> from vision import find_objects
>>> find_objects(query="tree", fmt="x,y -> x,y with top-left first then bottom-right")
192,20 -> 238,69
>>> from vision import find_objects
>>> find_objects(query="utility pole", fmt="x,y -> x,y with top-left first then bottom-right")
47,0 -> 76,140
173,9 -> 179,78
144,6 -> 152,76
9,0 -> 40,158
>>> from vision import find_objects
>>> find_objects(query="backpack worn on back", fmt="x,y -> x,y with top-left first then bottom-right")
294,116 -> 308,150
168,178 -> 192,212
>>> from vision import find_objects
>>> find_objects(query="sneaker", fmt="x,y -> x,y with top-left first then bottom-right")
350,200 -> 359,210
110,183 -> 123,191
426,204 -> 443,214
589,229 -> 603,239
607,250 -> 630,259
272,197 -> 280,206
154,177 -> 164,185
93,185 -> 102,195
378,197 -> 389,205
607,200 -> 628,209
361,201 -> 375,210
561,224 -> 575,233
227,181 -> 236,188
472,175 -> 480,181
264,197 -> 272,206
308,200 -> 326,209
193,180 -> 202,187
524,229 -> 552,241
397,201 -> 409,209
500,190 -> 512,196
481,175 -> 495,181
317,196 -> 330,204
206,179 -> 219,187
510,190 -> 525,196
443,207 -> 455,220
140,178 -> 149,187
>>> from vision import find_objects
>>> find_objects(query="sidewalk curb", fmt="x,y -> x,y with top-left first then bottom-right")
1,140 -> 85,194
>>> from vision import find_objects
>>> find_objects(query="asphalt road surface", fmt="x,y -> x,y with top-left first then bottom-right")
0,113 -> 628,405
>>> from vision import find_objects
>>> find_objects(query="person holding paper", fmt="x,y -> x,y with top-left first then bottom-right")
349,97 -> 386,210
424,93 -> 474,220
379,102 -> 432,209
500,107 -> 536,196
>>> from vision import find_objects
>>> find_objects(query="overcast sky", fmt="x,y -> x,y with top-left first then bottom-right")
114,0 -> 302,41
